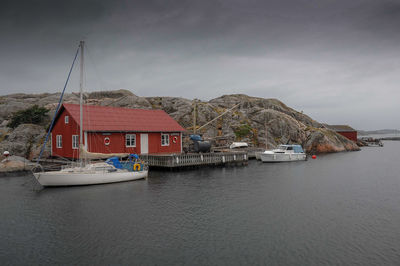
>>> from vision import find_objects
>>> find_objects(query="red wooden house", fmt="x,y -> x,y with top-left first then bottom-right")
323,124 -> 358,142
51,103 -> 186,159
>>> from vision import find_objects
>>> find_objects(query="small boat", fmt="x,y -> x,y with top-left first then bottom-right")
260,144 -> 306,162
365,141 -> 383,147
360,137 -> 384,147
33,41 -> 148,186
230,142 -> 248,149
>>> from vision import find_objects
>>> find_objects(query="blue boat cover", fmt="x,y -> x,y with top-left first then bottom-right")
129,154 -> 139,159
190,134 -> 202,141
106,155 -> 144,171
105,157 -> 123,169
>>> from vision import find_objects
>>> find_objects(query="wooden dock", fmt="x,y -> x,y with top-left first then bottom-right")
139,152 -> 248,168
34,152 -> 249,170
211,147 -> 264,159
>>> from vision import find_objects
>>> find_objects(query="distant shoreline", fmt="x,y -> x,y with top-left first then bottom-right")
358,129 -> 400,136
380,137 -> 400,141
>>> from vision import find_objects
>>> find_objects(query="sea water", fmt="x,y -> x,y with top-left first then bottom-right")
1,141 -> 400,265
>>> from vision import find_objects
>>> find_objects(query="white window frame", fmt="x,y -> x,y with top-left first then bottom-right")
161,133 -> 170,146
65,115 -> 69,124
126,134 -> 136,147
56,135 -> 62,148
72,135 -> 79,149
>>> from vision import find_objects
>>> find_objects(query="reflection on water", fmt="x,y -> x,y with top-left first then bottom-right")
1,142 -> 400,265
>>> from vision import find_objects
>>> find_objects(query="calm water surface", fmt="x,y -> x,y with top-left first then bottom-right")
1,142 -> 400,265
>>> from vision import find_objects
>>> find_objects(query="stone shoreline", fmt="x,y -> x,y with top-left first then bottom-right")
0,156 -> 36,175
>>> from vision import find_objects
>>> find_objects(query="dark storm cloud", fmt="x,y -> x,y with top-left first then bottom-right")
1,0 -> 109,27
1,0 -> 400,129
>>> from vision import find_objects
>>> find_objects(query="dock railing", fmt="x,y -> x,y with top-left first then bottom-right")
34,152 -> 249,170
139,152 -> 248,168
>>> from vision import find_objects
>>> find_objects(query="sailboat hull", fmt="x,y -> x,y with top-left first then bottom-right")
34,170 -> 148,187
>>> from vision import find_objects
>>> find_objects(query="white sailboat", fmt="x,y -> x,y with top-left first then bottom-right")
34,162 -> 147,186
33,41 -> 148,186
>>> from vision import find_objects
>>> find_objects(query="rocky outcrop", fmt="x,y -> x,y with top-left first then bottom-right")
146,97 -> 194,127
0,124 -> 48,160
0,90 -> 359,160
304,128 -> 359,153
87,89 -> 153,109
0,155 -> 36,173
209,94 -> 321,128
147,94 -> 358,153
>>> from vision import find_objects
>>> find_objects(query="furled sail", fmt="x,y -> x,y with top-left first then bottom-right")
79,145 -> 129,160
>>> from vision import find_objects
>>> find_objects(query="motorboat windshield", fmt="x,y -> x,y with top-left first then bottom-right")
277,145 -> 304,153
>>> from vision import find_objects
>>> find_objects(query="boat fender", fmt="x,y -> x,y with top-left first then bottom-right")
104,137 -> 110,146
133,163 -> 141,171
173,136 -> 178,143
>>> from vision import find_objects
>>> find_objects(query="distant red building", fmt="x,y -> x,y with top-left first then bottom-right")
51,103 -> 186,159
323,124 -> 357,142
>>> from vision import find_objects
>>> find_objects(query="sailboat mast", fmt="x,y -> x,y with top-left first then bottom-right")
79,41 -> 84,166
265,121 -> 268,150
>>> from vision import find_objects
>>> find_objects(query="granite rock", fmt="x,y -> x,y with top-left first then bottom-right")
0,90 -> 360,161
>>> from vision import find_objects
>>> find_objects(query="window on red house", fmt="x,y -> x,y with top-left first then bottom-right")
161,133 -> 169,146
126,134 -> 136,147
56,135 -> 62,148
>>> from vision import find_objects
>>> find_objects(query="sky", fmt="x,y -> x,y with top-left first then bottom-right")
1,0 -> 400,130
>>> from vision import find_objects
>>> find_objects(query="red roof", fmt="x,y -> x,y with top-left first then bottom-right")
323,124 -> 356,132
61,103 -> 186,132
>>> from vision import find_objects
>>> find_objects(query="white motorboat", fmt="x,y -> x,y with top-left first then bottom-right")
260,144 -> 306,162
33,41 -> 148,186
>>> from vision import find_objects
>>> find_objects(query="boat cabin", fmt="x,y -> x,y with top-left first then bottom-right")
274,145 -> 304,154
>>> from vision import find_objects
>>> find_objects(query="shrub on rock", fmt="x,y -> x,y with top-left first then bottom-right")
7,105 -> 49,129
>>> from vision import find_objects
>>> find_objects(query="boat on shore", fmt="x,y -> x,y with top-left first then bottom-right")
260,144 -> 306,162
229,142 -> 248,149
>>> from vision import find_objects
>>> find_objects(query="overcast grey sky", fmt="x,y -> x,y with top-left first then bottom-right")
1,0 -> 400,130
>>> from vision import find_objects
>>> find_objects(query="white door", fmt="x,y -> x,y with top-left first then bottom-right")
140,134 -> 148,154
